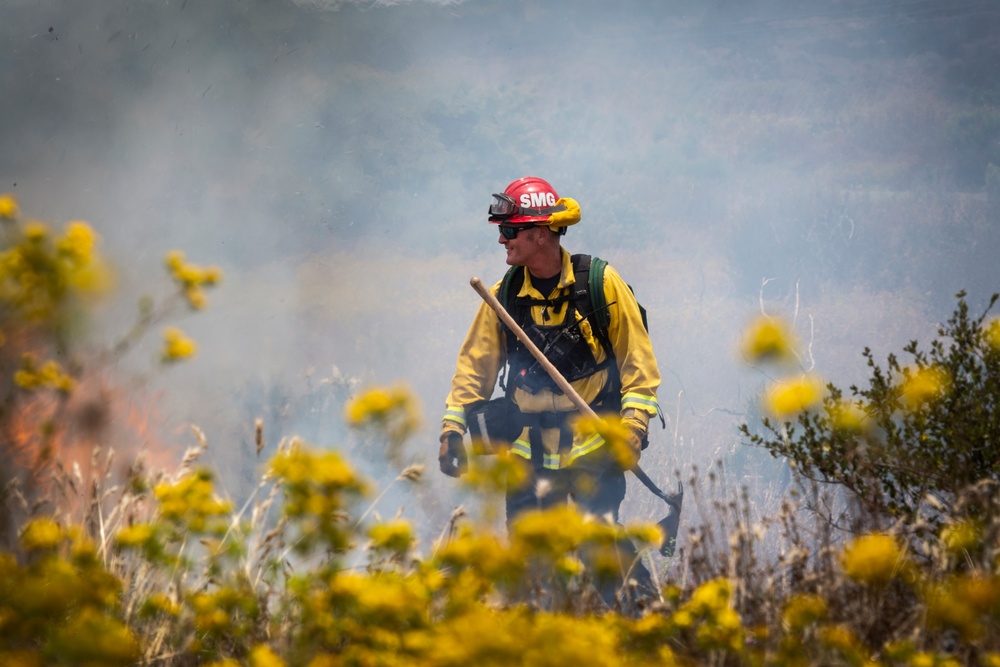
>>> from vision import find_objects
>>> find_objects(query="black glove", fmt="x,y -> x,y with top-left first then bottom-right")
438,432 -> 468,478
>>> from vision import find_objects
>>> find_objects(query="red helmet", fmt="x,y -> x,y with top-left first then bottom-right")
488,176 -> 565,225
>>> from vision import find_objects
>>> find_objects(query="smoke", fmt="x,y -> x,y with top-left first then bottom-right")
3,0 -> 999,533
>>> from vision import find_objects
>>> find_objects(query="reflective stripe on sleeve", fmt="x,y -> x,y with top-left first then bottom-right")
621,392 -> 659,415
442,405 -> 467,429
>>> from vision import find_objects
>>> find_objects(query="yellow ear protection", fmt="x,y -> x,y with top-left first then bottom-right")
546,197 -> 581,234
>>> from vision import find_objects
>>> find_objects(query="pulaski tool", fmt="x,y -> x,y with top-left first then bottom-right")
470,276 -> 683,557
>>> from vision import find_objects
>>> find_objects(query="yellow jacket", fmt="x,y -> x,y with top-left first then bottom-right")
441,249 -> 660,469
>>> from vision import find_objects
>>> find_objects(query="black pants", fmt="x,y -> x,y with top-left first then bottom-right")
504,451 -> 656,610
505,458 -> 627,527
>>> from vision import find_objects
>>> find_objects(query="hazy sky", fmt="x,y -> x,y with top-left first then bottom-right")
3,0 -> 999,532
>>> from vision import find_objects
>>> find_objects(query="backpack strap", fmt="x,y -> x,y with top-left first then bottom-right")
587,256 -> 611,332
498,265 -> 522,313
497,266 -> 523,394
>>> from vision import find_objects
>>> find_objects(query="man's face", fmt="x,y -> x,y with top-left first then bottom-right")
498,224 -> 541,266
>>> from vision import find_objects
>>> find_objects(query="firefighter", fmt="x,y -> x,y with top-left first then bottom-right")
438,176 -> 662,532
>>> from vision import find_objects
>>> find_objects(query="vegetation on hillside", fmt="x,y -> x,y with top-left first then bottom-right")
742,291 -> 1000,530
2,194 -> 1000,665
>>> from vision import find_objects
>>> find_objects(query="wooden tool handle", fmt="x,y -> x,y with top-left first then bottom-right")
470,276 -> 597,419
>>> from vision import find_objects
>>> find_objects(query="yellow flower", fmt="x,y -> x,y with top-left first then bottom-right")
925,580 -> 983,640
202,266 -> 222,285
555,554 -> 585,577
764,374 -> 825,418
985,317 -> 1000,350
250,645 -> 287,667
782,593 -> 828,632
624,521 -> 664,548
346,387 -> 399,424
675,578 -> 744,652
571,414 -> 636,469
687,577 -> 732,613
953,574 -> 1000,615
154,469 -> 231,533
115,523 -> 156,548
740,315 -> 798,364
368,520 -> 414,553
841,533 -> 906,586
57,221 -> 95,262
0,193 -> 18,219
164,249 -> 222,308
164,249 -> 185,271
511,505 -> 592,558
941,519 -> 980,554
899,365 -> 950,409
435,527 -> 524,582
344,384 -> 421,453
328,572 -> 430,626
13,354 -> 75,392
817,623 -> 861,652
161,326 -> 197,362
829,399 -> 870,432
66,255 -> 115,295
49,608 -> 141,665
185,286 -> 207,310
23,221 -> 48,241
270,446 -> 365,491
140,592 -> 180,618
20,517 -> 62,552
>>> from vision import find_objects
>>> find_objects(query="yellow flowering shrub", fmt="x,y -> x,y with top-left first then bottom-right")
898,364 -> 951,410
829,398 -> 870,432
368,519 -> 415,555
1,523 -> 139,666
841,533 -> 907,586
816,624 -> 869,665
0,217 -> 112,323
154,468 -> 232,534
270,444 -> 368,556
461,449 -> 529,497
13,354 -> 76,393
924,575 -> 1000,642
435,525 -> 526,588
164,249 -> 222,310
671,578 -> 744,652
19,516 -> 63,552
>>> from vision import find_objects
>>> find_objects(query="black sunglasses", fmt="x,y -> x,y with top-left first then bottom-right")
499,224 -> 537,240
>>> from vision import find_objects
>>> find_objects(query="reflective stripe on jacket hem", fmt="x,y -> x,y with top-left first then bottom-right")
566,433 -> 605,464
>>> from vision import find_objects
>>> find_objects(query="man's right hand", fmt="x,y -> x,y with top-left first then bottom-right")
438,432 -> 468,478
